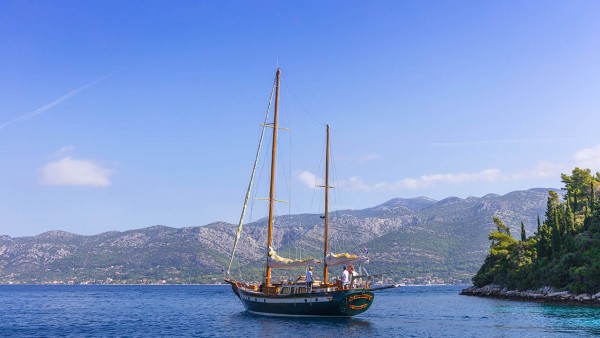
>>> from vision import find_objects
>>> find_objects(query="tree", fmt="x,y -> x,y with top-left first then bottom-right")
561,168 -> 593,215
494,216 -> 510,236
474,168 -> 600,293
472,217 -> 517,287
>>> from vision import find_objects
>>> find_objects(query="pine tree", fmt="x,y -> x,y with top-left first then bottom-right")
520,221 -> 526,241
537,221 -> 551,259
551,209 -> 561,258
493,216 -> 510,235
565,200 -> 575,235
561,168 -> 594,214
591,181 -> 596,214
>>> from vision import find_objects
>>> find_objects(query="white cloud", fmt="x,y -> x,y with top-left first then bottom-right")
41,157 -> 113,187
297,170 -> 324,189
573,144 -> 600,170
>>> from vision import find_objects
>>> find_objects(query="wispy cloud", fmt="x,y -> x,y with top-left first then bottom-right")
495,144 -> 600,180
509,161 -> 568,180
40,157 -> 113,187
297,168 -> 504,192
0,73 -> 113,131
573,144 -> 600,170
54,145 -> 75,156
297,144 -> 600,193
429,138 -> 579,147
358,153 -> 382,162
392,169 -> 503,189
340,169 -> 504,192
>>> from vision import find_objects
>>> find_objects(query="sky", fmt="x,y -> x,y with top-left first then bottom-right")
1,1 -> 600,237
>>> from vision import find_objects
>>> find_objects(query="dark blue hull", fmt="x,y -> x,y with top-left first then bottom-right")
228,283 -> 374,317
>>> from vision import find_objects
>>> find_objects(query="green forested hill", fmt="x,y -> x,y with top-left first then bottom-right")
473,168 -> 600,293
0,188 -> 557,284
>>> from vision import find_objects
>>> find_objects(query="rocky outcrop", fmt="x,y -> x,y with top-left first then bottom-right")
461,284 -> 600,304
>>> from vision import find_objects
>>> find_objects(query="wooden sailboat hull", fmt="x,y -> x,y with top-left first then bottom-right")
226,70 -> 384,318
229,282 -> 374,317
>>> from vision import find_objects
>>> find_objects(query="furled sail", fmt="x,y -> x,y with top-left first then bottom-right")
267,247 -> 320,269
325,252 -> 369,266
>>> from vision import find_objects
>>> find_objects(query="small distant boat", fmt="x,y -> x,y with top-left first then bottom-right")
224,69 -> 396,317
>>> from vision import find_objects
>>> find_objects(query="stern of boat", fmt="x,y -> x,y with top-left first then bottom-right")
340,290 -> 374,316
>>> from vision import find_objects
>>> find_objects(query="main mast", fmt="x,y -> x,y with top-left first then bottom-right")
323,124 -> 330,284
265,68 -> 281,286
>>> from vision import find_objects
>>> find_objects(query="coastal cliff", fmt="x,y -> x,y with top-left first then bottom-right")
467,168 -> 600,301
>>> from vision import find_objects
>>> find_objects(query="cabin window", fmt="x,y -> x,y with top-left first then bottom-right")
280,287 -> 291,295
298,287 -> 307,294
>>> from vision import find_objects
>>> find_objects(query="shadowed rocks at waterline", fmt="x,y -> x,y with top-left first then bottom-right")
461,284 -> 600,304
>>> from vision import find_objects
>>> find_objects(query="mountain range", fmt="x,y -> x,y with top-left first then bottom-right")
0,188 -> 560,284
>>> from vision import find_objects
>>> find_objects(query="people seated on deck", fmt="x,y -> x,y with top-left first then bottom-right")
341,265 -> 350,289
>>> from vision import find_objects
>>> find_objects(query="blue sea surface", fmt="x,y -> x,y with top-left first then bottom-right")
0,284 -> 599,337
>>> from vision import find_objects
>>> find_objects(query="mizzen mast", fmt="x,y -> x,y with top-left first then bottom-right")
323,124 -> 331,284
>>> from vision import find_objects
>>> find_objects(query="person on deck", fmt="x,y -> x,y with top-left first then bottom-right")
342,265 -> 350,289
306,267 -> 314,292
349,264 -> 359,288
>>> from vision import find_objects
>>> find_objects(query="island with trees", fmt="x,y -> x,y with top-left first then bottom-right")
462,168 -> 600,303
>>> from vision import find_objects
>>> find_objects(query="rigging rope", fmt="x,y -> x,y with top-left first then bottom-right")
226,80 -> 275,276
281,80 -> 325,127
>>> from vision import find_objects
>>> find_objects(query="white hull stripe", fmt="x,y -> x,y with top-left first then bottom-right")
241,294 -> 333,304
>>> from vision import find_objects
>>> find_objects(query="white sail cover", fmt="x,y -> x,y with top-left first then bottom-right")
267,247 -> 320,269
325,252 -> 369,266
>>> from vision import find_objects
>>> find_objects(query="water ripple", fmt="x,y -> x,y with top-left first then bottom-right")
0,285 -> 599,337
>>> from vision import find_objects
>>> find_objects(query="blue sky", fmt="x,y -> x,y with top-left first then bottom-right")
1,1 -> 600,236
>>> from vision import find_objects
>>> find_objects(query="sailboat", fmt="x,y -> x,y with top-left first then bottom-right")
224,68 -> 394,317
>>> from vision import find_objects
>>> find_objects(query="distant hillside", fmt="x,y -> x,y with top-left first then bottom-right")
0,188 -> 560,284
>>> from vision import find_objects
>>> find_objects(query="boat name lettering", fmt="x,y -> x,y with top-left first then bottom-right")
348,304 -> 369,310
348,294 -> 373,302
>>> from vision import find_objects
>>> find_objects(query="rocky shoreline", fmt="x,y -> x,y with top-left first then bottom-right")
461,284 -> 600,304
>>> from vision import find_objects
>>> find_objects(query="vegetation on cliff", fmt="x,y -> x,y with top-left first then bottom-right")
473,168 -> 600,293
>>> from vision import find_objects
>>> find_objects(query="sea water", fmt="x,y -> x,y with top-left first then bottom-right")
0,284 -> 599,337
